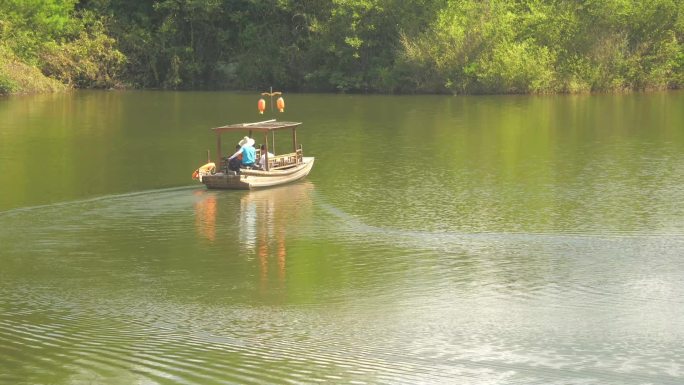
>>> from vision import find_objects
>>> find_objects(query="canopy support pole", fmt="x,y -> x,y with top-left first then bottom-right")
216,133 -> 221,166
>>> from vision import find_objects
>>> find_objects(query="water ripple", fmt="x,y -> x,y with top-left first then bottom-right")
1,185 -> 684,384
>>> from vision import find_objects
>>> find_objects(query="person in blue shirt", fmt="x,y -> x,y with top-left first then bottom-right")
228,136 -> 256,169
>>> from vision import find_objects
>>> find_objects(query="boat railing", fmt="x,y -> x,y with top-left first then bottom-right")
267,148 -> 303,170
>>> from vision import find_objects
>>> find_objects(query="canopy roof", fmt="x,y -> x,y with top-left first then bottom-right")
212,119 -> 301,134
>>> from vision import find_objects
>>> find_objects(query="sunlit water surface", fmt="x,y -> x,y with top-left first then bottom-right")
1,91 -> 684,384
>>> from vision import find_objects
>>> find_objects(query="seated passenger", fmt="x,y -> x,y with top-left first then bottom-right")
228,144 -> 242,172
258,144 -> 274,169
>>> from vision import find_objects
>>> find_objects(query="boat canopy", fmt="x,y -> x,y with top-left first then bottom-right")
212,119 -> 301,134
211,119 -> 304,171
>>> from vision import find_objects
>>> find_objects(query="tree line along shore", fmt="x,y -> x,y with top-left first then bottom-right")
1,0 -> 683,96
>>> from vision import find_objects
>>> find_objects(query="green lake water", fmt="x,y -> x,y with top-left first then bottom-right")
1,90 -> 684,384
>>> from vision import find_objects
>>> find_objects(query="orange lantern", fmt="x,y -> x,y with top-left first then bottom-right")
276,97 -> 285,112
258,98 -> 266,114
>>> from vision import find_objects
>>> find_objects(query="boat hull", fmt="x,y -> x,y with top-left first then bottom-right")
201,157 -> 314,190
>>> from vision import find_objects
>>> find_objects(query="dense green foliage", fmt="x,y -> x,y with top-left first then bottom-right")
398,0 -> 684,93
1,0 -> 683,94
0,0 -> 124,93
0,45 -> 64,94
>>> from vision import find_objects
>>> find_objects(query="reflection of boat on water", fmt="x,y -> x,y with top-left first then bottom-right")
194,120 -> 314,189
239,181 -> 315,250
193,181 -> 314,246
194,190 -> 217,242
240,181 -> 315,292
193,180 -> 314,295
241,179 -> 315,208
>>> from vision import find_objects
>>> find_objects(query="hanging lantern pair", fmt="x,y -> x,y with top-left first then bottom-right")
257,96 -> 285,114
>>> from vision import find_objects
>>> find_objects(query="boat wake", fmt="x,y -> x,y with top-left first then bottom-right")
0,185 -> 202,216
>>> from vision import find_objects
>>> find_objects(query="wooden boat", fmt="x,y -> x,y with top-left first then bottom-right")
195,119 -> 314,189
